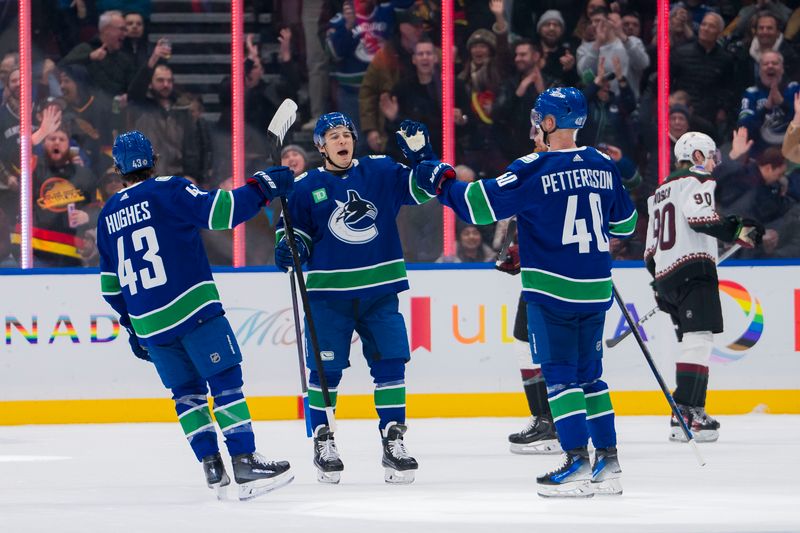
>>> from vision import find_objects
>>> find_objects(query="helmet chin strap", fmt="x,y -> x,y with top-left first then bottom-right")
541,123 -> 557,147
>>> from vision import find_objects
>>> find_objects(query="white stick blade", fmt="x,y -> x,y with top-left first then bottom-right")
268,99 -> 298,143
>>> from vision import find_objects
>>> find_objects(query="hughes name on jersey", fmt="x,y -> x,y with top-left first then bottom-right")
98,176 -> 265,345
644,167 -> 739,289
277,155 -> 433,300
437,147 -> 637,311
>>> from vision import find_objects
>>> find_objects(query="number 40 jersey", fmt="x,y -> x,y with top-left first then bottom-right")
97,176 -> 265,346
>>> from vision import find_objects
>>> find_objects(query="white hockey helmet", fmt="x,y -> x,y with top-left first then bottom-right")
674,131 -> 720,165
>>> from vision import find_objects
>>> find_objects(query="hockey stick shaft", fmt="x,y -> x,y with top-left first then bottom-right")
280,198 -> 337,432
289,268 -> 312,437
494,216 -> 517,263
612,284 -> 706,467
605,243 -> 742,348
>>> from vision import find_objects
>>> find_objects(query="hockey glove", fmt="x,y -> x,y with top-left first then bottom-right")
275,234 -> 309,273
415,160 -> 456,196
248,166 -> 295,203
735,218 -> 765,248
495,244 -> 521,275
396,120 -> 435,167
125,327 -> 151,362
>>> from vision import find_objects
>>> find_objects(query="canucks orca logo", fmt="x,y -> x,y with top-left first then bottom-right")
328,190 -> 379,244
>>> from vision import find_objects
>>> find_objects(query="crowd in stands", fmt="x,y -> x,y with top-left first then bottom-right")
2,0 -> 800,267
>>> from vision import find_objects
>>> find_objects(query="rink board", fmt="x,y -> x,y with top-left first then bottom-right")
1,264 -> 799,424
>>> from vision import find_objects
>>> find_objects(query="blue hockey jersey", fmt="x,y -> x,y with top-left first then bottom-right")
277,155 -> 433,300
98,176 -> 265,345
438,147 -> 637,311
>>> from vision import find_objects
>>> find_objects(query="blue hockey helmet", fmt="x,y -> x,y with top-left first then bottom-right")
112,130 -> 154,174
313,112 -> 358,147
530,87 -> 587,130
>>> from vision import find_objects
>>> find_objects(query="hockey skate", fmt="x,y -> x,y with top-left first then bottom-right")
670,405 -> 720,443
381,422 -> 418,484
508,416 -> 561,455
591,446 -> 622,496
230,452 -> 293,501
536,446 -> 594,498
313,425 -> 344,484
202,453 -> 231,500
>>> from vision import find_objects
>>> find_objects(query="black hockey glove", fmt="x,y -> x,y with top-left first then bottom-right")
735,218 -> 765,248
248,166 -> 294,203
125,327 -> 151,362
275,234 -> 309,273
495,244 -> 521,275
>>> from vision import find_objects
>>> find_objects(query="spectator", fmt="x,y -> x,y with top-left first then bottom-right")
573,0 -> 609,43
668,105 -> 691,167
579,55 -> 636,156
782,91 -> 800,163
576,5 -> 650,99
454,164 -> 477,182
300,0 -> 331,131
723,0 -> 791,42
59,10 -> 137,100
738,50 -> 800,155
128,61 -> 210,181
123,11 -> 151,70
45,0 -> 92,58
14,125 -> 99,267
379,35 -> 441,160
745,11 -> 800,86
673,0 -> 717,32
59,65 -> 114,175
670,12 -> 735,130
715,126 -> 758,210
455,27 -> 510,178
724,146 -> 790,226
536,10 -> 580,88
325,0 -> 415,135
281,144 -> 310,177
669,89 -> 718,141
510,0 -> 582,42
494,39 -> 546,160
0,51 -> 17,102
669,4 -> 695,48
436,223 -> 495,263
359,11 -> 424,154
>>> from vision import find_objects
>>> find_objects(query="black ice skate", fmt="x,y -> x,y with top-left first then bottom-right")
313,425 -> 344,484
536,446 -> 593,498
230,452 -> 293,500
202,453 -> 231,499
670,404 -> 720,443
381,422 -> 418,484
508,416 -> 561,455
591,446 -> 622,495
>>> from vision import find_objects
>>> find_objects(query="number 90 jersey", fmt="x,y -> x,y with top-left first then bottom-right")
644,168 -> 719,283
437,146 -> 637,311
97,176 -> 265,346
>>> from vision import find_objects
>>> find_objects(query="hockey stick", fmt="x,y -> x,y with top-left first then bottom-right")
288,268 -> 312,437
612,284 -> 706,467
494,216 -> 518,267
605,243 -> 742,348
267,99 -> 337,433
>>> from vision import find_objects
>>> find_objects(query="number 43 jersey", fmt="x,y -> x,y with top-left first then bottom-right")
97,176 -> 265,346
644,167 -> 720,287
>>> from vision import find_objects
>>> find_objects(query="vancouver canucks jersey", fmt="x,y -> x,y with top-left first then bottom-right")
644,167 -> 722,287
277,155 -> 433,300
438,147 -> 637,311
98,176 -> 265,345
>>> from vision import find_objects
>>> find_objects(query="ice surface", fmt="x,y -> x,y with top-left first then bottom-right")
1,415 -> 798,533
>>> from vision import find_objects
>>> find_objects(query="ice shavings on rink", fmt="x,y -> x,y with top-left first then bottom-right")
1,415 -> 798,533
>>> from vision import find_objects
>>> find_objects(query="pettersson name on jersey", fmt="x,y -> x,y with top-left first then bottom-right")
541,168 -> 614,195
104,201 -> 152,235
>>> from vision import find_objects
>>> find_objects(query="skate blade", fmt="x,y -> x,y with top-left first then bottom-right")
669,428 -> 719,443
510,439 -> 561,455
591,478 -> 623,496
537,480 -> 594,498
238,470 -> 294,501
316,469 -> 342,484
211,482 -> 233,501
384,467 -> 416,484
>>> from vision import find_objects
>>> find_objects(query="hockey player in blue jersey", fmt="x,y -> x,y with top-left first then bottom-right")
408,87 -> 637,497
274,112 -> 433,484
97,131 -> 295,501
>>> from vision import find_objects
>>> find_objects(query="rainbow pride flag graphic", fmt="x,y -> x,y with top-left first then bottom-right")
711,280 -> 763,362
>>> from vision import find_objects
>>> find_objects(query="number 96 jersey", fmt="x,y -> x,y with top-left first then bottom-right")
644,167 -> 719,284
97,176 -> 266,346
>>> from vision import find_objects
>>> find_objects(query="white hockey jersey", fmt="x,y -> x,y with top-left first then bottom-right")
644,167 -> 721,282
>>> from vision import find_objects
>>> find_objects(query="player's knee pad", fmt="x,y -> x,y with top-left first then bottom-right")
207,364 -> 244,398
309,369 -> 343,389
540,361 -> 577,389
678,331 -> 713,366
577,359 -> 603,385
171,377 -> 207,401
580,378 -> 609,395
515,339 -> 535,369
368,358 -> 406,385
